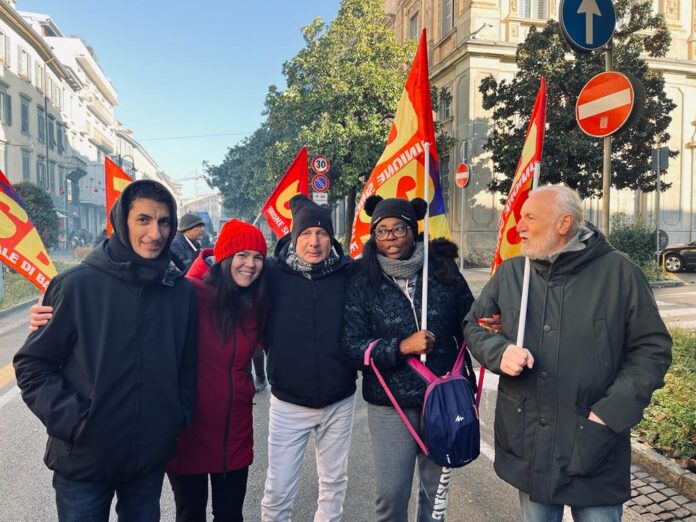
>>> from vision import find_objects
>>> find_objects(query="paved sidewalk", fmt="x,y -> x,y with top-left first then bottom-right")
627,465 -> 696,521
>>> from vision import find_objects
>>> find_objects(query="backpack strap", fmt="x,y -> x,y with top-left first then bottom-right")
364,340 -> 429,456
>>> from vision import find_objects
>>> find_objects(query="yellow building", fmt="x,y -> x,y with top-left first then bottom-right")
386,0 -> 696,260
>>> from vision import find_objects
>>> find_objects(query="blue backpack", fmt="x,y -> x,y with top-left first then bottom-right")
365,341 -> 481,468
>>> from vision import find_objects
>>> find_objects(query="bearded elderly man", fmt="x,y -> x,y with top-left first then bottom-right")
261,195 -> 357,522
463,184 -> 671,522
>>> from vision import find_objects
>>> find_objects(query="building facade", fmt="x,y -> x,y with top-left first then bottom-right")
386,0 -> 696,259
0,1 -> 178,247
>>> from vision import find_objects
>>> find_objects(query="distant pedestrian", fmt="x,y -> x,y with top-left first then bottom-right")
171,213 -> 206,272
342,196 -> 475,522
15,180 -> 197,522
167,219 -> 269,522
464,184 -> 672,522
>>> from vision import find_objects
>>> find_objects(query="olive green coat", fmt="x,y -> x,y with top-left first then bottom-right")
463,225 -> 671,507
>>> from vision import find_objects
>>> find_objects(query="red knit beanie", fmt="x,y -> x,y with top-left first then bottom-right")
214,219 -> 267,262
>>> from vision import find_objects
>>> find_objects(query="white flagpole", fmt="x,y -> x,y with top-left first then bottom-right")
515,162 -> 540,346
420,142 -> 431,363
252,211 -> 262,226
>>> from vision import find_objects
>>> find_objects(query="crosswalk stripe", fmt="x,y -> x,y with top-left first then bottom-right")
658,307 -> 696,318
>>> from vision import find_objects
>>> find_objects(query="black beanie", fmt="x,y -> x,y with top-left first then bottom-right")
364,196 -> 428,237
290,194 -> 334,244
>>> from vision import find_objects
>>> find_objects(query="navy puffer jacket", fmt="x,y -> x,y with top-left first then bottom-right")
342,238 -> 474,408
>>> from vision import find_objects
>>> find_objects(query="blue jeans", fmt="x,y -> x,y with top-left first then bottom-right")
53,469 -> 164,522
519,491 -> 623,522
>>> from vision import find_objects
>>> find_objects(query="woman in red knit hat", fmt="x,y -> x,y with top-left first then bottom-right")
167,218 -> 269,522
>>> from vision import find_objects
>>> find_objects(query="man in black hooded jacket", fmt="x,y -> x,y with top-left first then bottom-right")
14,180 -> 197,522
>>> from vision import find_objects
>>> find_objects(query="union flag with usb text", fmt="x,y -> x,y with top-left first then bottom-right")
0,170 -> 57,290
261,146 -> 310,238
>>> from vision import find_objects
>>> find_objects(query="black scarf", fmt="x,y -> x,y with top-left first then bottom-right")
107,180 -> 177,284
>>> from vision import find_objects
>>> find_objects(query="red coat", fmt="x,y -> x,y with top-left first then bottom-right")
167,250 -> 261,474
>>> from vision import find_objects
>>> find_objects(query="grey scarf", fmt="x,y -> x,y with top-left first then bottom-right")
549,225 -> 594,262
285,243 -> 340,280
377,242 -> 425,279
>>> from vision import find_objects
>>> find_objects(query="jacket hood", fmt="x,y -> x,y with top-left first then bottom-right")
84,241 -> 185,285
532,221 -> 614,276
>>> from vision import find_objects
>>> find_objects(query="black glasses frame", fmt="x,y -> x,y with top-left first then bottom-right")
374,223 -> 410,240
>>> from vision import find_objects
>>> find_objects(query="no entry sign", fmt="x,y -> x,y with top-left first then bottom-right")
576,72 -> 639,138
455,163 -> 470,188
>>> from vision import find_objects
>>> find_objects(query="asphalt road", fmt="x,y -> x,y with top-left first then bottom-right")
1,268 -> 694,520
0,308 -> 520,521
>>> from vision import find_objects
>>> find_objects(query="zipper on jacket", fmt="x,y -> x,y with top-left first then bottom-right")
388,275 -> 421,331
132,283 -> 144,472
221,318 -> 238,475
312,281 -> 320,400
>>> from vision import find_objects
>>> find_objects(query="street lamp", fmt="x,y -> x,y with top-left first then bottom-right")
118,154 -> 136,178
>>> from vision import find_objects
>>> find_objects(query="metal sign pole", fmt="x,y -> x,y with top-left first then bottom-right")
459,185 -> 465,273
655,147 -> 661,262
601,43 -> 613,237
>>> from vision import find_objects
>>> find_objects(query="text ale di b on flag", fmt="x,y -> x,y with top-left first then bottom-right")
490,76 -> 547,273
261,146 -> 310,238
0,170 -> 57,291
350,28 -> 449,258
105,157 -> 133,237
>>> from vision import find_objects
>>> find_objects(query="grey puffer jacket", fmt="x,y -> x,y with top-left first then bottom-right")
342,239 -> 474,408
463,223 -> 672,507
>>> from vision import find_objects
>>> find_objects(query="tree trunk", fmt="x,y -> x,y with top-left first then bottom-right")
344,186 -> 357,254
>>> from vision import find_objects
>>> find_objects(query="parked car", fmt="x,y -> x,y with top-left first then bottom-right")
660,241 -> 696,272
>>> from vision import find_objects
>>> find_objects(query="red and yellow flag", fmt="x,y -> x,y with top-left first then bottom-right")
490,76 -> 547,273
261,146 -> 310,238
0,171 -> 57,291
105,157 -> 133,237
350,29 -> 450,257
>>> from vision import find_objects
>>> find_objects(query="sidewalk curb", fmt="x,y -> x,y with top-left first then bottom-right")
631,437 -> 696,501
649,279 -> 684,288
0,297 -> 37,320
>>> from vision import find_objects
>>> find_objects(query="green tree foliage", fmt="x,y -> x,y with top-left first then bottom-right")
636,328 -> 696,463
13,182 -> 58,249
480,0 -> 676,200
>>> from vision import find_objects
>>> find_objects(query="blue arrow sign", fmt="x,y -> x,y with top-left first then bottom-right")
560,0 -> 615,51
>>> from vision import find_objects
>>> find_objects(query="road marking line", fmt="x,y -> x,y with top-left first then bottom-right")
0,315 -> 28,335
0,386 -> 20,410
659,307 -> 696,318
480,439 -> 495,461
577,88 -> 631,119
656,301 -> 678,307
0,363 -> 15,387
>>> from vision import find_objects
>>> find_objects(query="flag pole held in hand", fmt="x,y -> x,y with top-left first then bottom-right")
421,142 -> 431,363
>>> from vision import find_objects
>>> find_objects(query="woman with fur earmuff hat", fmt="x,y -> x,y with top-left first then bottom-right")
342,195 -> 476,522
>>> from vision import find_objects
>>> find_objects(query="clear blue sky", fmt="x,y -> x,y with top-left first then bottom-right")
19,0 -> 340,197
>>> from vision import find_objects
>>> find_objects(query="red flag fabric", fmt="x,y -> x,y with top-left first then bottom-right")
490,76 -> 547,273
350,29 -> 450,257
0,171 -> 57,290
105,157 -> 133,237
261,146 -> 310,238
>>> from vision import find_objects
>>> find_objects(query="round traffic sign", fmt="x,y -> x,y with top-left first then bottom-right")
311,174 -> 330,193
311,155 -> 330,175
576,72 -> 639,138
455,163 -> 470,188
560,0 -> 615,52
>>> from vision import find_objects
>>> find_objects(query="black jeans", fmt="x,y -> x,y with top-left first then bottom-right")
167,468 -> 249,522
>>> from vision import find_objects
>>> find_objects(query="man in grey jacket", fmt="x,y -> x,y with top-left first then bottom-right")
464,184 -> 671,522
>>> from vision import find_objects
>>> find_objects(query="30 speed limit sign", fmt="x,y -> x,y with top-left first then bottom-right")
311,155 -> 330,175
